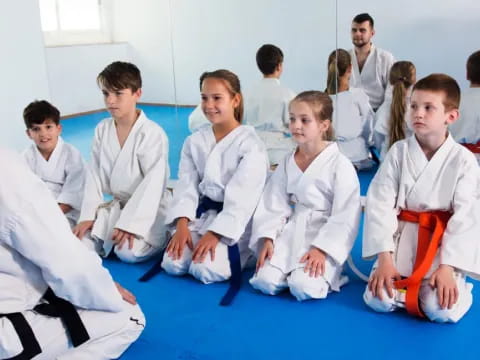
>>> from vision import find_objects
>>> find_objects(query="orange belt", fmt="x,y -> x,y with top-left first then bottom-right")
462,141 -> 480,153
393,209 -> 451,317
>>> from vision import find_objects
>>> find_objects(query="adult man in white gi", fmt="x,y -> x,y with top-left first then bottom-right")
349,13 -> 395,111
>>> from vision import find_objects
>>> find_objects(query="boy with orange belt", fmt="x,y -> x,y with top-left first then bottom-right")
363,74 -> 480,323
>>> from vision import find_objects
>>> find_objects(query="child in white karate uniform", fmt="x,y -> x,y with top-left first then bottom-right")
249,91 -> 361,301
22,100 -> 85,228
161,69 -> 269,285
326,49 -> 374,170
374,61 -> 416,160
73,62 -> 171,263
363,74 -> 480,323
450,50 -> 480,163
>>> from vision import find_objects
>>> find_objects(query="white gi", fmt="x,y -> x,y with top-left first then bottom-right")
244,78 -> 297,165
349,44 -> 395,110
363,134 -> 480,322
161,125 -> 269,284
450,87 -> 480,164
0,148 -> 144,360
188,104 -> 210,133
22,137 -> 85,228
373,87 -> 413,161
78,111 -> 171,263
249,143 -> 361,301
330,88 -> 375,169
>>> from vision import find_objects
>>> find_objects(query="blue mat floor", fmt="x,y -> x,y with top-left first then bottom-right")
61,105 -> 479,360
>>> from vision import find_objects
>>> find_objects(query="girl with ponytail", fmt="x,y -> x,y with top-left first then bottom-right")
327,49 -> 375,170
374,61 -> 416,160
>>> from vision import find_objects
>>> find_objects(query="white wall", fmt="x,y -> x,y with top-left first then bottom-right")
337,0 -> 480,90
0,1 -> 50,151
170,0 -> 337,104
42,0 -> 480,114
111,0 -> 176,105
45,43 -> 130,115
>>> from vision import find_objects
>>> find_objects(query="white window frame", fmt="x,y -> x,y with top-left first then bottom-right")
41,0 -> 113,47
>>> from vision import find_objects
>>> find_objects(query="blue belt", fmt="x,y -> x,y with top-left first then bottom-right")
139,196 -> 242,306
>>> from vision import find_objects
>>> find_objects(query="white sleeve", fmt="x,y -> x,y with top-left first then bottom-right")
311,159 -> 361,264
249,158 -> 292,255
78,125 -> 104,222
358,90 -> 375,146
3,158 -> 124,312
441,153 -> 480,278
115,128 -> 169,237
383,51 -> 395,89
362,146 -> 401,259
207,143 -> 268,244
57,147 -> 86,211
164,136 -> 201,225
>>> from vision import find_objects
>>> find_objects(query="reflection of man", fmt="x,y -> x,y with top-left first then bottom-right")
349,13 -> 395,111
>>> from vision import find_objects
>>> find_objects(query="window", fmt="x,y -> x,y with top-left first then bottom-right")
39,0 -> 111,46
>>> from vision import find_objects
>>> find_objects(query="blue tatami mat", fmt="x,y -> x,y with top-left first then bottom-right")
61,105 -> 479,360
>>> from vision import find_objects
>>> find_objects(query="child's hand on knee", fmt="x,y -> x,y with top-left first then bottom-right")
300,247 -> 326,278
369,252 -> 401,300
112,228 -> 136,250
72,220 -> 94,240
192,231 -> 220,263
167,217 -> 193,260
428,264 -> 458,309
256,238 -> 274,273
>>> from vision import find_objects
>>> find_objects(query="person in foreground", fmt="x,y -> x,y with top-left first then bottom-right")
0,148 -> 144,359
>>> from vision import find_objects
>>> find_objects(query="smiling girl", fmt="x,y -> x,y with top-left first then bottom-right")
160,70 -> 268,297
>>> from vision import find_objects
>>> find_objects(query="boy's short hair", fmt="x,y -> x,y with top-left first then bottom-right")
256,44 -> 284,76
467,50 -> 480,84
353,13 -> 374,28
97,61 -> 142,92
413,73 -> 460,111
23,100 -> 60,129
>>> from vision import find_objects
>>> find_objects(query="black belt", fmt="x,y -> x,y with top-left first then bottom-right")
1,288 -> 90,360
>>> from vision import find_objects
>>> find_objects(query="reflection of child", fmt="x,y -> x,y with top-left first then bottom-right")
22,100 -> 85,228
363,74 -> 480,323
244,44 -> 296,166
326,49 -> 374,170
249,91 -> 361,301
374,61 -> 416,160
161,70 -> 268,287
450,50 -> 480,163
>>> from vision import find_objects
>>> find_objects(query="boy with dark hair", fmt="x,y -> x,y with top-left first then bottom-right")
244,44 -> 296,166
450,50 -> 480,161
23,100 -> 85,228
73,61 -> 171,263
363,73 -> 480,323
